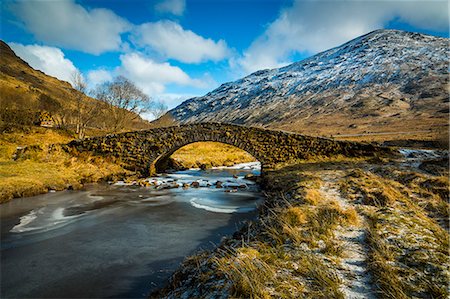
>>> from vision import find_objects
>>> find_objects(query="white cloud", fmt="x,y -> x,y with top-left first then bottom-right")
12,0 -> 130,54
9,42 -> 78,83
87,69 -> 114,88
117,52 -> 207,95
396,1 -> 449,30
239,0 -> 449,74
133,20 -> 230,63
155,0 -> 186,16
155,93 -> 198,110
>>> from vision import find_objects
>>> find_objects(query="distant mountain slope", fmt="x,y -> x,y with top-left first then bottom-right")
0,41 -> 149,132
169,30 -> 449,139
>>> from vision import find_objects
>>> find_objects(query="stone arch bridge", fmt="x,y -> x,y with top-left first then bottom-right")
64,123 -> 389,175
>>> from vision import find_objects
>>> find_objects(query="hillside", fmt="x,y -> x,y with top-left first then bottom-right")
169,30 -> 449,143
0,41 -> 150,133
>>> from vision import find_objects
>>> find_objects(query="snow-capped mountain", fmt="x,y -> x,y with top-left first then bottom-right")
168,30 -> 448,136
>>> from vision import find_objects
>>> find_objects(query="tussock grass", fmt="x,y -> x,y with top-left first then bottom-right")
304,188 -> 321,205
366,213 -> 409,299
363,167 -> 450,228
374,167 -> 449,201
294,253 -> 344,299
157,153 -> 449,298
365,205 -> 449,298
340,169 -> 405,206
263,198 -> 359,248
0,128 -> 129,203
215,247 -> 277,298
170,141 -> 256,169
214,243 -> 344,299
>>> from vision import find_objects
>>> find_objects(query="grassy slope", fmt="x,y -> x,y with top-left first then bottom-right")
275,111 -> 449,144
0,41 -> 150,131
153,154 -> 449,298
0,127 -> 130,203
171,142 -> 256,169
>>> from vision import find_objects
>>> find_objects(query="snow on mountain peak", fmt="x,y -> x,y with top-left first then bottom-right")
169,30 -> 448,132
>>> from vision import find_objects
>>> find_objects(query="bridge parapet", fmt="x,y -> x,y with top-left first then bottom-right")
64,123 -> 392,175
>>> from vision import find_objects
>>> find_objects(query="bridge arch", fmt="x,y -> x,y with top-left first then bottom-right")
152,140 -> 261,173
139,127 -> 269,174
64,123 -> 386,176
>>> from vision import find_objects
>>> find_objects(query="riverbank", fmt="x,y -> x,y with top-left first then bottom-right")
152,150 -> 449,298
0,128 -> 132,203
1,166 -> 264,298
0,128 -> 256,203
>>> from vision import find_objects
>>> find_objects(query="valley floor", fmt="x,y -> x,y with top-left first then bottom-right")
152,150 -> 449,299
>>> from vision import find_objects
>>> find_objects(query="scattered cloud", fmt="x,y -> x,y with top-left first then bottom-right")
239,0 -> 449,74
9,42 -> 78,83
86,69 -> 114,88
117,52 -> 208,95
155,0 -> 186,16
133,20 -> 230,63
11,0 -> 130,54
395,0 -> 449,30
151,93 -> 198,111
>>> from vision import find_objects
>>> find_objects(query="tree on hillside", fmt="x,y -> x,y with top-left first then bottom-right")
94,76 -> 160,131
151,100 -> 168,119
70,71 -> 103,138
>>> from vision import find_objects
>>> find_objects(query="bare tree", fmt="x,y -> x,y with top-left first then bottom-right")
94,76 -> 154,131
70,71 -> 103,138
151,100 -> 168,119
70,71 -> 87,137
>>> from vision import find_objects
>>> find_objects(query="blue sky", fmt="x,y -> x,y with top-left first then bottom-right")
1,0 -> 448,113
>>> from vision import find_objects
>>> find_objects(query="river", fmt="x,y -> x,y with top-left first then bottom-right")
0,162 -> 263,298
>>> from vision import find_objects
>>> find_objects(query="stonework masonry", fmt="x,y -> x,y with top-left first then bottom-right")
62,123 -> 392,175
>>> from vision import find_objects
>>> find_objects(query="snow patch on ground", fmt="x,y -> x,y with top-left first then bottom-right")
319,172 -> 376,299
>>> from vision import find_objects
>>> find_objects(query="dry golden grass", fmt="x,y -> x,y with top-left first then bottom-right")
209,166 -> 352,299
373,168 -> 450,227
0,127 -> 129,203
366,225 -> 408,299
340,169 -> 406,206
366,208 -> 449,299
340,166 -> 449,298
267,199 -> 359,249
170,141 -> 256,169
215,247 -> 276,299
275,111 -> 448,149
214,242 -> 344,299
304,188 -> 321,205
0,127 -> 74,160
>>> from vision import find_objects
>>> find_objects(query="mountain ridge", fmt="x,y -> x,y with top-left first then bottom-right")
168,29 -> 449,141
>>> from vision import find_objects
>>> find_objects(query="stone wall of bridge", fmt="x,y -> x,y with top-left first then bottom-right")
63,123 -> 391,175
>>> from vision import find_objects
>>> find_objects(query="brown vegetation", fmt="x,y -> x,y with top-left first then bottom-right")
155,152 -> 449,298
170,141 -> 256,169
341,167 -> 449,298
0,41 -> 151,133
0,127 -> 130,203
